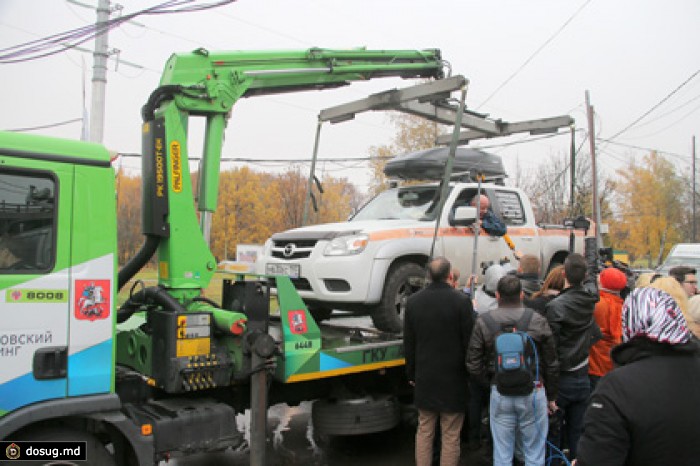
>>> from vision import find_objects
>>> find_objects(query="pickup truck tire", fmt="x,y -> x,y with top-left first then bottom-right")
312,394 -> 401,436
371,262 -> 425,333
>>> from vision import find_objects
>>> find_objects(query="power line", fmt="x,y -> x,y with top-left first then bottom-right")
5,118 -> 83,132
607,67 -> 700,140
0,0 -> 236,64
476,0 -> 592,110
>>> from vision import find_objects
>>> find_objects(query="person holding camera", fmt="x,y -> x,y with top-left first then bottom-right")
545,253 -> 600,464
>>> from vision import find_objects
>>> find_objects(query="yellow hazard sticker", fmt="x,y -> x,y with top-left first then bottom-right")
176,338 -> 210,357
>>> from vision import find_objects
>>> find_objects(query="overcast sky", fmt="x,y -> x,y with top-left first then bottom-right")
1,0 -> 699,193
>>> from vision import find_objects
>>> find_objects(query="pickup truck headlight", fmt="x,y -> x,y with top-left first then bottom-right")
323,233 -> 369,256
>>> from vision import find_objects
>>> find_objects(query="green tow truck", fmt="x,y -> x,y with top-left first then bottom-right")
0,47 -> 444,465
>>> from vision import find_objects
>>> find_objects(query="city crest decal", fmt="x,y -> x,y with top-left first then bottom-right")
74,280 -> 110,321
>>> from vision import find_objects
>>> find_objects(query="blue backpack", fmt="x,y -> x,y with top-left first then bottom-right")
481,308 -> 536,396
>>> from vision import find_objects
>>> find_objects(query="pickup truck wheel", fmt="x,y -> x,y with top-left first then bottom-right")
371,262 -> 425,333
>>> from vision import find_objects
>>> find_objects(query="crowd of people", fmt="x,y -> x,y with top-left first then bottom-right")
404,251 -> 700,466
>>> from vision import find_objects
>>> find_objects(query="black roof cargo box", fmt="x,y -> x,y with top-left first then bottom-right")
384,147 -> 506,182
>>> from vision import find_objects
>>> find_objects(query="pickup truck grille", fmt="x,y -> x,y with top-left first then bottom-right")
271,239 -> 317,259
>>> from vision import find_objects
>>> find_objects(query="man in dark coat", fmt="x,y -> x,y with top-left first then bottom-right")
404,256 -> 475,466
545,253 -> 600,463
575,287 -> 700,466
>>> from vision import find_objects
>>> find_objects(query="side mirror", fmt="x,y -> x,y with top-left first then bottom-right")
451,206 -> 477,226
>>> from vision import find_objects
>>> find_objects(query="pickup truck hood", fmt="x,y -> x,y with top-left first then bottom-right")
271,219 -> 430,241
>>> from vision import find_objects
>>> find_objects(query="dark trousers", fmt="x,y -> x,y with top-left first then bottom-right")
468,380 -> 490,444
548,368 -> 591,462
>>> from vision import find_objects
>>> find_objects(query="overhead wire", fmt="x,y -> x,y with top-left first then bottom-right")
5,118 -> 83,132
606,67 -> 700,141
476,0 -> 593,110
0,0 -> 236,64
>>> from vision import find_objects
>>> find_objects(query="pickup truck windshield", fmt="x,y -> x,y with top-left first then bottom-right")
352,185 -> 450,221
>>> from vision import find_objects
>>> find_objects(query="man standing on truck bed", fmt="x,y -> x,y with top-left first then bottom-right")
404,257 -> 475,466
472,194 -> 507,237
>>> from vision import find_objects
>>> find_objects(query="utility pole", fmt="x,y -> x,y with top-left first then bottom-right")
693,135 -> 697,242
585,90 -> 603,249
89,0 -> 111,143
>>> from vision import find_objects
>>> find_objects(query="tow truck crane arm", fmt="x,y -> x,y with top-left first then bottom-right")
122,47 -> 445,299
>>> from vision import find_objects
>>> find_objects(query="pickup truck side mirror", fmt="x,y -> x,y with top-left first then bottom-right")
451,206 -> 477,227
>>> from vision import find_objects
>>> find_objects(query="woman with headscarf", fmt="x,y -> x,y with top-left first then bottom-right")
574,287 -> 700,466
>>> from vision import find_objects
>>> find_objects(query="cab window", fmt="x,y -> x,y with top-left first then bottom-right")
0,170 -> 56,273
493,190 -> 526,226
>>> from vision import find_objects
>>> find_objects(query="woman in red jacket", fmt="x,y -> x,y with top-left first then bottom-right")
588,267 -> 627,391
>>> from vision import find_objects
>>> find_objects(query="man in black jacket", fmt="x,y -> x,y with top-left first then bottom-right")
404,257 -> 475,466
545,253 -> 599,463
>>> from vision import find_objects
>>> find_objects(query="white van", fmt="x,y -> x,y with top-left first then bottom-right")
657,243 -> 700,274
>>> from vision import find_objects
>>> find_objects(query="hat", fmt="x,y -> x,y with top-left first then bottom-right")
483,264 -> 506,293
600,267 -> 627,291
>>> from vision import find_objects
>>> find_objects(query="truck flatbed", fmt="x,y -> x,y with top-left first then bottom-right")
271,315 -> 405,383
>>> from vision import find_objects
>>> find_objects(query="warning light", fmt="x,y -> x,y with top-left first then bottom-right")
231,319 -> 246,335
141,424 -> 153,436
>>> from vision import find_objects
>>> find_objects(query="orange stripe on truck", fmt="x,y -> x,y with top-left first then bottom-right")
367,226 -> 541,242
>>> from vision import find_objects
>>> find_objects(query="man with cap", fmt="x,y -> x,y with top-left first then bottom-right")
474,263 -> 508,314
588,267 -> 628,391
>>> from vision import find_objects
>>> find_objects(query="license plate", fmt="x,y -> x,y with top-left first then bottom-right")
266,263 -> 300,279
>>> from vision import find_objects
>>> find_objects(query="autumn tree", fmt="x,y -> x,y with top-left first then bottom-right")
367,113 -> 448,196
116,170 -> 142,265
609,151 -> 684,267
518,151 -> 613,227
210,167 -> 281,262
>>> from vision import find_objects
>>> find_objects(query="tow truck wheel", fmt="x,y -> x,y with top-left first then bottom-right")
13,426 -> 116,466
371,262 -> 425,333
311,394 -> 401,437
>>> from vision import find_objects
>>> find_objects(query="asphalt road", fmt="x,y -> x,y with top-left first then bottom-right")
164,401 -> 490,466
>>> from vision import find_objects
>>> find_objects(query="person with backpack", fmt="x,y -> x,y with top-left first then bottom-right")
467,274 -> 559,466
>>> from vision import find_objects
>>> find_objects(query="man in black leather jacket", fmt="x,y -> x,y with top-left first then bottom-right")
545,253 -> 600,464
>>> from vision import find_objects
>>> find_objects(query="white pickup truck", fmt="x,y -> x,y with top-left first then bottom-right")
258,150 -> 583,332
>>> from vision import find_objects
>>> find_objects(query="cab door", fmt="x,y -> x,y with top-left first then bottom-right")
0,162 -> 72,412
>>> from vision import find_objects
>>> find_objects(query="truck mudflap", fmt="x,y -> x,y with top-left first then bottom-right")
273,276 -> 404,383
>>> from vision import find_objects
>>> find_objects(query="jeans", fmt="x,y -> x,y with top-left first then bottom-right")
415,409 -> 464,466
549,369 -> 591,461
489,385 -> 548,466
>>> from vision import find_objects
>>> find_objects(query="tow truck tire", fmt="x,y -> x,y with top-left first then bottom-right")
371,262 -> 425,333
14,426 -> 116,466
312,394 -> 401,436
